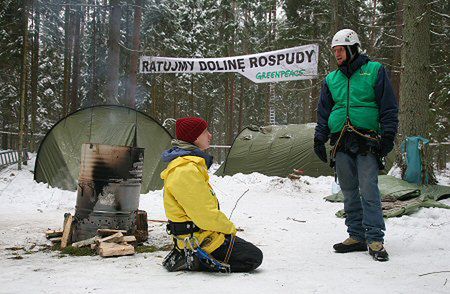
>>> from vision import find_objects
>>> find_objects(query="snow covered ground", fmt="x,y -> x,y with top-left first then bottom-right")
1,156 -> 449,294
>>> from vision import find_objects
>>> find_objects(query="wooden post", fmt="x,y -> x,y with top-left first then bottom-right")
61,214 -> 73,249
135,210 -> 148,243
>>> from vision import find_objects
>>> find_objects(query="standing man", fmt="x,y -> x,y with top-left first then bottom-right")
314,29 -> 398,261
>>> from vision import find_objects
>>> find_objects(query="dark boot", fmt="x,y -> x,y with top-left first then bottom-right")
333,237 -> 367,253
162,248 -> 200,271
368,242 -> 389,262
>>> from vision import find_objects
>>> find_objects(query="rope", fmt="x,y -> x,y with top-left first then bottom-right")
224,235 -> 236,264
330,120 -> 380,160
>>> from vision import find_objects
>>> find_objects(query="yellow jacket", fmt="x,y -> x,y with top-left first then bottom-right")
160,155 -> 237,253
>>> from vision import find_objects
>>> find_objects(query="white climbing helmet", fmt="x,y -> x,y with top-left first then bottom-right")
331,29 -> 360,48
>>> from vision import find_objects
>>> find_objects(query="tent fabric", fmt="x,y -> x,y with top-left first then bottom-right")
324,175 -> 450,218
34,105 -> 173,193
215,124 -> 394,178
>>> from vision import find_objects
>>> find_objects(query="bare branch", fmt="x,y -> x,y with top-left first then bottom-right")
118,42 -> 144,53
429,63 -> 450,68
383,32 -> 405,43
418,270 -> 450,277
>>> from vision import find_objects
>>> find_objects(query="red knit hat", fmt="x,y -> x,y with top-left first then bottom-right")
176,117 -> 208,143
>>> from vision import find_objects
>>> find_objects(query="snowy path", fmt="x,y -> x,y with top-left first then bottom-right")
0,160 -> 449,294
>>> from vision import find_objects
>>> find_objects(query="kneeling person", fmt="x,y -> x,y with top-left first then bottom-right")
161,117 -> 263,272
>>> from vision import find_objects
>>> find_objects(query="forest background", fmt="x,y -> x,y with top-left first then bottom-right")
0,0 -> 448,163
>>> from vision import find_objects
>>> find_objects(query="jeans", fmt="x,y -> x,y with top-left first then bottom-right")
335,151 -> 385,243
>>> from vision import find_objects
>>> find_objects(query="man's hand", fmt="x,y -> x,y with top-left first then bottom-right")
314,138 -> 327,163
379,133 -> 395,157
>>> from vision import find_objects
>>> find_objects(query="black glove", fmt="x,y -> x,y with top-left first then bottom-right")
314,138 -> 327,163
379,133 -> 395,157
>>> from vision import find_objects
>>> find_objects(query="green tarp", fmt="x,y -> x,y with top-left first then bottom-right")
34,105 -> 173,193
215,124 -> 394,178
324,175 -> 450,218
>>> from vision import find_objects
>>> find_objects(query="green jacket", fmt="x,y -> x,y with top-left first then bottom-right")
326,61 -> 382,133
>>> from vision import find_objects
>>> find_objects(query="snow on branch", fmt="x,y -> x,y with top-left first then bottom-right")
431,30 -> 447,37
431,10 -> 450,19
353,21 -> 402,28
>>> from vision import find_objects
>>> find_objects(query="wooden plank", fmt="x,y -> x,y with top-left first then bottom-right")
49,237 -> 62,243
288,174 -> 301,180
98,242 -> 135,257
72,236 -> 99,248
46,230 -> 63,239
63,213 -> 71,229
97,232 -> 124,244
122,235 -> 136,243
60,214 -> 73,249
96,229 -> 127,237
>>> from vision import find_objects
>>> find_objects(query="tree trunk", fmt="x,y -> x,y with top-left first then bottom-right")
368,0 -> 377,56
125,0 -> 142,108
228,0 -> 237,143
120,7 -> 131,106
222,4 -> 230,145
238,6 -> 250,132
18,0 -> 30,170
331,0 -> 344,32
238,78 -> 246,132
173,90 -> 178,119
330,0 -> 344,70
398,0 -> 431,139
62,2 -> 73,117
151,76 -> 158,119
267,0 -> 277,125
88,2 -> 97,106
105,0 -> 121,104
265,85 -> 270,125
70,2 -> 82,113
309,81 -> 319,123
224,74 -> 230,143
30,0 -> 40,152
391,0 -> 403,101
397,0 -> 433,181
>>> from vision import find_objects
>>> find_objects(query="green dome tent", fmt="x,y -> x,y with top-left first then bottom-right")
34,105 -> 173,193
215,124 -> 394,178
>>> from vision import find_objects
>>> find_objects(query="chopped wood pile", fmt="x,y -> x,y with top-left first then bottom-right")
46,213 -> 142,258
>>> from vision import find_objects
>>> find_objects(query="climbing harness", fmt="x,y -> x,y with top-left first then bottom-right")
163,220 -> 233,273
166,221 -> 200,236
329,118 -> 382,169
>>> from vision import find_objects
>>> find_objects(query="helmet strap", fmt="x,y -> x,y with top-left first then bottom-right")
346,45 -> 354,62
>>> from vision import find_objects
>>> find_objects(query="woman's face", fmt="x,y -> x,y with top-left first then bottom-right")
194,128 -> 212,151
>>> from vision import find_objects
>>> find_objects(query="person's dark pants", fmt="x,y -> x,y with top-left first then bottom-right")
206,235 -> 263,272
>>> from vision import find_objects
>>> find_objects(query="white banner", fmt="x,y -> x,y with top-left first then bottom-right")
139,44 -> 318,83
